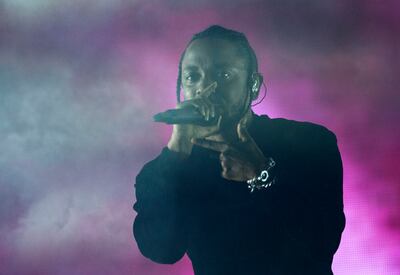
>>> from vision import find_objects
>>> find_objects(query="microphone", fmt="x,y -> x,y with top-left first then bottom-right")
153,106 -> 219,126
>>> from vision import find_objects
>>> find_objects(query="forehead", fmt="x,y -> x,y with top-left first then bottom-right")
182,37 -> 248,70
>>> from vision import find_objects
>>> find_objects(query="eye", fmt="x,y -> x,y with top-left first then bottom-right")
217,71 -> 232,81
183,72 -> 200,84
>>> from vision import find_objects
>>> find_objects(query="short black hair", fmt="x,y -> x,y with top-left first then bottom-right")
176,25 -> 259,102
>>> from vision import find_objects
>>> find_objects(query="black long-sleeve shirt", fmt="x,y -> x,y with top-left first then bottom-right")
133,114 -> 345,275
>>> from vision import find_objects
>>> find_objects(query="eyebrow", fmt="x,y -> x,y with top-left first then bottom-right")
183,63 -> 247,71
182,65 -> 199,71
215,63 -> 247,70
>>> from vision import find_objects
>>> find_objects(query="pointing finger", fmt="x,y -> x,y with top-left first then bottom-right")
194,116 -> 223,140
201,82 -> 218,98
191,138 -> 229,152
237,119 -> 252,142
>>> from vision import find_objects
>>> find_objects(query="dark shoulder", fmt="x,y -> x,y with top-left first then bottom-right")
254,115 -> 338,151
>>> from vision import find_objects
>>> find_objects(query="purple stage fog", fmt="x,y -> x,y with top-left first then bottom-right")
0,1 -> 399,274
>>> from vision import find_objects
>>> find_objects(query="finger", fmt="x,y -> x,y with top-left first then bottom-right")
221,160 -> 228,170
201,82 -> 218,98
192,116 -> 222,140
221,165 -> 231,178
200,103 -> 207,118
220,153 -> 228,165
203,97 -> 215,119
202,98 -> 210,121
216,115 -> 222,128
236,123 -> 264,157
199,115 -> 223,138
186,101 -> 205,118
192,138 -> 229,152
221,158 -> 235,170
221,169 -> 242,182
221,170 -> 230,180
196,97 -> 212,121
222,148 -> 242,159
237,119 -> 252,142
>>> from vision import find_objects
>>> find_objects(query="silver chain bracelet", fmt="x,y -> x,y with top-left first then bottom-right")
247,157 -> 276,193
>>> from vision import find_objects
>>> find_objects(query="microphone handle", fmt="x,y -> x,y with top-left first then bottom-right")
153,107 -> 219,126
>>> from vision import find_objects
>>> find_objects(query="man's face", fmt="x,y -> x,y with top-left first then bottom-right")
181,37 -> 250,119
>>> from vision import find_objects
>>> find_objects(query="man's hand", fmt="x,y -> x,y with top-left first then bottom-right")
168,82 -> 222,156
192,117 -> 268,182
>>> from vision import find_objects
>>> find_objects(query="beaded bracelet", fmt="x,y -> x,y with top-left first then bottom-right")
247,157 -> 276,193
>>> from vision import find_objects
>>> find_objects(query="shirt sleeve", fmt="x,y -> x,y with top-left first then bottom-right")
277,127 -> 346,271
133,147 -> 190,264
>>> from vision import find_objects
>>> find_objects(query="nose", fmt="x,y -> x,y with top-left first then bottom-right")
195,82 -> 218,98
196,73 -> 216,95
195,74 -> 217,96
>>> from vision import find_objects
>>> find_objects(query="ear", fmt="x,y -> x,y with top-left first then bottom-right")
250,73 -> 263,101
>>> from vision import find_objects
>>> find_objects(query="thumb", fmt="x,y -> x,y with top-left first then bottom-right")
237,119 -> 251,142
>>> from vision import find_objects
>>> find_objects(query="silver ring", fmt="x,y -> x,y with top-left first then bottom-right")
260,170 -> 269,182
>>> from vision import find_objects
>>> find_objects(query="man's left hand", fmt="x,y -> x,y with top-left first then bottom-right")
192,117 -> 267,182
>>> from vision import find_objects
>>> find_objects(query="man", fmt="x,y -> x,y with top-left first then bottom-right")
133,25 -> 345,275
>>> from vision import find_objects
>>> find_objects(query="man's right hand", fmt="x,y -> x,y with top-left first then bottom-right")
167,83 -> 222,156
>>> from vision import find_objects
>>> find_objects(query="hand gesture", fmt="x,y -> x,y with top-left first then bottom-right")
192,116 -> 268,182
168,82 -> 222,156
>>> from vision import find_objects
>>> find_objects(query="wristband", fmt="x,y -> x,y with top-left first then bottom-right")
247,157 -> 276,193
